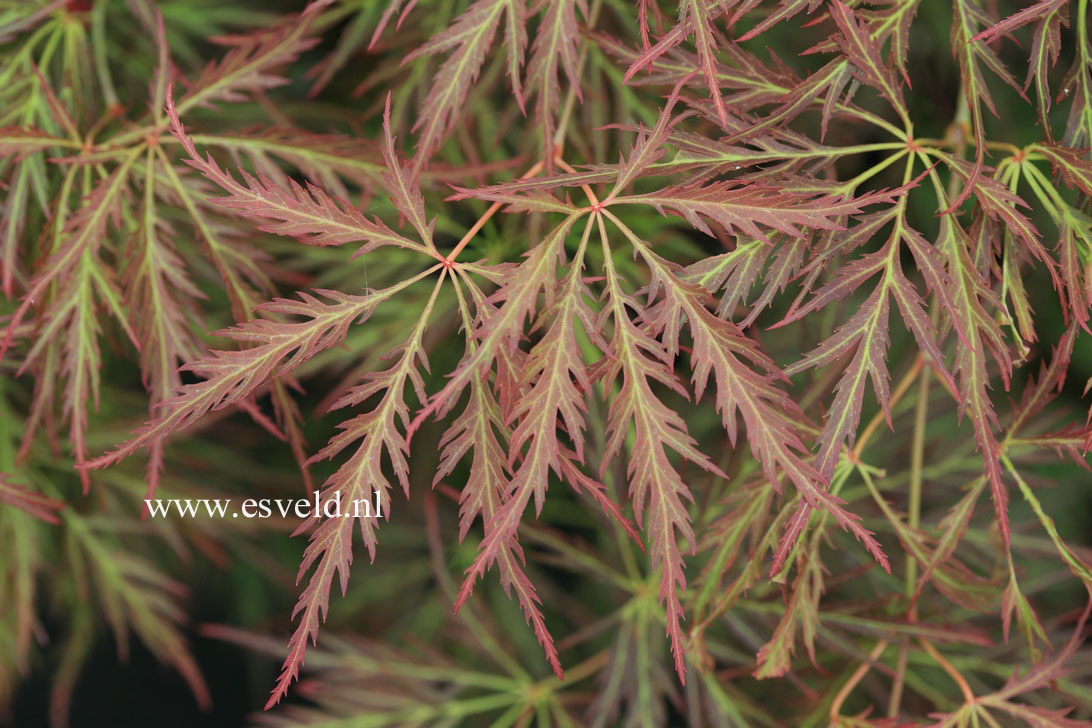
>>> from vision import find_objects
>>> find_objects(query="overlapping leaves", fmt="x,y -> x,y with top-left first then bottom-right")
3,0 -> 1092,724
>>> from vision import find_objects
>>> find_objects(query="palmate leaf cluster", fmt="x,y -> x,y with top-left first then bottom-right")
1,0 -> 1092,725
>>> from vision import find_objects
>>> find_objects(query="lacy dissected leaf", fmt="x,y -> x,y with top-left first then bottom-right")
930,603 -> 1091,727
87,274 -> 430,472
727,58 -> 854,144
167,95 -> 435,257
367,0 -> 420,49
658,122 -> 827,180
434,313 -> 561,680
53,252 -> 129,491
175,0 -> 332,113
607,212 -> 889,578
525,0 -> 583,154
382,95 -> 436,249
890,476 -> 995,611
3,151 -> 142,489
608,76 -> 691,197
777,204 -> 957,483
947,0 -> 1026,214
446,184 -> 580,214
436,276 -> 518,541
606,29 -> 805,127
445,108 -> 826,201
597,215 -> 724,683
456,225 -> 596,642
939,215 -> 1013,547
0,157 -> 34,300
972,0 -> 1067,44
125,148 -> 206,499
267,275 -> 442,707
938,154 -> 1048,268
1010,324 -> 1079,437
792,277 -> 892,476
405,0 -> 525,171
610,182 -> 895,243
440,268 -> 622,680
5,0 -> 1092,719
754,557 -> 822,678
1019,149 -> 1092,327
1,149 -> 139,362
0,475 -> 65,524
828,0 -> 906,117
411,216 -> 578,431
737,237 -> 811,328
971,0 -> 1067,135
1060,10 -> 1092,148
447,168 -> 614,201
188,127 -> 385,194
685,238 -> 771,320
154,157 -> 273,325
734,0 -> 823,43
69,516 -> 210,711
1036,143 -> 1092,198
681,0 -> 728,127
857,0 -> 921,84
624,0 -> 729,128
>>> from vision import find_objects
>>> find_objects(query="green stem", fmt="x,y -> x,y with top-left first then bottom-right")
905,365 -> 930,596
91,0 -> 118,109
1080,0 -> 1089,60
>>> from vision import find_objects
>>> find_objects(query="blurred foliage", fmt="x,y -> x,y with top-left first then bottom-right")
0,0 -> 1091,727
